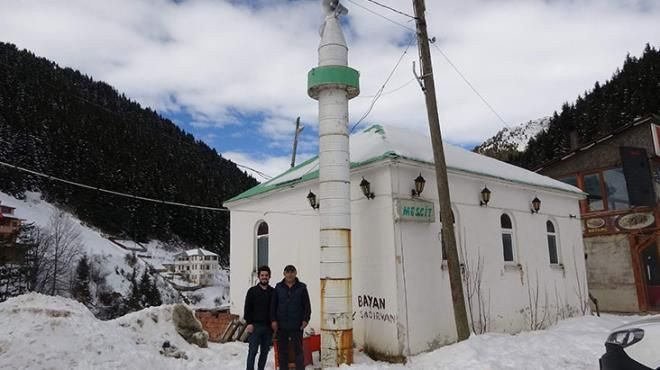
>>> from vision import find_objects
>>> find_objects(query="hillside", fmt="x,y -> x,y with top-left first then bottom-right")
473,117 -> 550,162
0,191 -> 230,314
0,42 -> 258,257
511,44 -> 660,169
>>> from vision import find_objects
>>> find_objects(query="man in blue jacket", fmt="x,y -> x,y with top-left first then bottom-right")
271,265 -> 311,370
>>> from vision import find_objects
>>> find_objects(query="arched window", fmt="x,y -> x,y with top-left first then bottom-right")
441,211 -> 456,261
501,214 -> 514,262
546,220 -> 559,264
256,221 -> 269,269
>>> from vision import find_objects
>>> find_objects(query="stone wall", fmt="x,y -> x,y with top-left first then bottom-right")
585,234 -> 639,312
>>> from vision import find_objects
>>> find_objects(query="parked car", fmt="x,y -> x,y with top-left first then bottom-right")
599,316 -> 660,370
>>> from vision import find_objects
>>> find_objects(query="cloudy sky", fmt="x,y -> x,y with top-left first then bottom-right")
1,0 -> 658,179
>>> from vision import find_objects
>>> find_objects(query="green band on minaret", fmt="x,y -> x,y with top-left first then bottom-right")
308,66 -> 360,100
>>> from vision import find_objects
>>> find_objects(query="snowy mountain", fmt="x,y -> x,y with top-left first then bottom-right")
0,42 -> 257,255
473,117 -> 550,161
0,191 -> 229,316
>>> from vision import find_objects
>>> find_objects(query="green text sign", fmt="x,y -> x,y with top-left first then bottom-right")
395,199 -> 435,223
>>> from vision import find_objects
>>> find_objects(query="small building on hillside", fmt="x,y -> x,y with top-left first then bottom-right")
0,201 -> 22,240
174,248 -> 219,286
537,114 -> 660,312
0,201 -> 24,265
226,124 -> 589,360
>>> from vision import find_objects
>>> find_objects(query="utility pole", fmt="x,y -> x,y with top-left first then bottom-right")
290,117 -> 303,168
412,0 -> 470,341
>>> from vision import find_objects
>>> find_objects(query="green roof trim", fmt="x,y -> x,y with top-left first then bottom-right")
226,149 -> 583,204
225,125 -> 585,204
225,151 -> 399,204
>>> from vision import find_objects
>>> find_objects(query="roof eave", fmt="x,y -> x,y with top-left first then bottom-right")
225,152 -> 585,204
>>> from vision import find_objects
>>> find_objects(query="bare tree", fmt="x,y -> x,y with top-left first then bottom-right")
572,246 -> 590,315
22,224 -> 50,293
39,212 -> 83,296
460,228 -> 490,335
524,268 -> 550,331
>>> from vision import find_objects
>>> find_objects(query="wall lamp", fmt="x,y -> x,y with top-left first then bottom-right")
359,177 -> 375,200
307,191 -> 319,210
411,173 -> 426,197
479,186 -> 491,206
531,196 -> 541,214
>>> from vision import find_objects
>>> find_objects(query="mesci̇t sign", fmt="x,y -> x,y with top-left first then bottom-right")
395,199 -> 435,222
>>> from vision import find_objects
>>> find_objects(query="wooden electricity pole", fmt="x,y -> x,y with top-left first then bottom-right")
291,117 -> 303,168
412,0 -> 470,341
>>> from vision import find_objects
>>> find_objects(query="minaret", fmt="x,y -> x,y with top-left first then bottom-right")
307,0 -> 359,367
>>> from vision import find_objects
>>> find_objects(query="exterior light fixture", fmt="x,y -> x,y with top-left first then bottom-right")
307,191 -> 319,210
531,196 -> 541,214
359,177 -> 375,200
480,186 -> 491,206
412,173 -> 426,197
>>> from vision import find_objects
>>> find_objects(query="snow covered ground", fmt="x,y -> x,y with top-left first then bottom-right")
0,293 -> 655,370
1,191 -> 137,296
0,191 -> 229,309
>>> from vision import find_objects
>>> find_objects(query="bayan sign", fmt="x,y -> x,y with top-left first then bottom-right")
395,199 -> 435,223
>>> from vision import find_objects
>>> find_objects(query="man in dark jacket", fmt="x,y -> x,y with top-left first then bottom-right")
271,265 -> 311,370
244,265 -> 274,370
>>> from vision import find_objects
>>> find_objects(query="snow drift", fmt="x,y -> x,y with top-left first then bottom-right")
0,293 -> 656,369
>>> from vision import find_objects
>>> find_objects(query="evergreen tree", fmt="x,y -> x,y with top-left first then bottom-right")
0,42 -> 258,259
138,268 -> 151,307
148,274 -> 163,307
476,44 -> 660,169
125,268 -> 142,312
137,268 -> 163,307
72,254 -> 92,305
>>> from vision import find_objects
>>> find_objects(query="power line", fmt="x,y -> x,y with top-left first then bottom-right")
350,37 -> 416,133
0,158 -> 581,220
0,159 -> 322,216
363,0 -> 416,19
233,163 -> 273,180
342,1 -> 512,130
345,0 -> 416,33
430,43 -> 511,128
357,77 -> 415,99
0,159 -> 230,211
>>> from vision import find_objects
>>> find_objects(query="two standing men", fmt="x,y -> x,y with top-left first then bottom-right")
244,265 -> 311,370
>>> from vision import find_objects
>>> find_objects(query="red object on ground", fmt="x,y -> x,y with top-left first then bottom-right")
648,285 -> 660,306
274,334 -> 321,369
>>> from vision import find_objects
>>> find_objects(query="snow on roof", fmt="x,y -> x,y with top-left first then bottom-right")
227,124 -> 584,203
175,248 -> 218,259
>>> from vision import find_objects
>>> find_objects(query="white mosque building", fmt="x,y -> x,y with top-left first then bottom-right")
225,124 -> 589,361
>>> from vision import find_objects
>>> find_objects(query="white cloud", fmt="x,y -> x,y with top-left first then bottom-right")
0,0 -> 658,147
222,150 -> 315,182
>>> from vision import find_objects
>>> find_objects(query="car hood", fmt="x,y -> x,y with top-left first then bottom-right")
612,315 -> 660,331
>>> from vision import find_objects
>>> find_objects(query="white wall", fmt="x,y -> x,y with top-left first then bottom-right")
228,158 -> 588,360
392,160 -> 588,356
228,163 -> 402,359
229,185 -> 321,327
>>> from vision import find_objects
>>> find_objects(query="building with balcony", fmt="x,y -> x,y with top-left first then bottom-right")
174,248 -> 219,286
537,114 -> 660,312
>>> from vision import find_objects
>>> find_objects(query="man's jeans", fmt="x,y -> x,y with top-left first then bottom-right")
246,324 -> 273,370
277,329 -> 304,370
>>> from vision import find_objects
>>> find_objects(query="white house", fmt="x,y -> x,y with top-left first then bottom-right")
225,124 -> 589,361
174,248 -> 219,286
